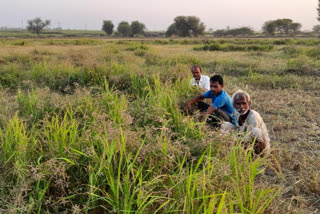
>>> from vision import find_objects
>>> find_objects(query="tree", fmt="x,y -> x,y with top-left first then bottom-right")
172,16 -> 189,37
313,25 -> 320,33
117,21 -> 131,37
26,17 -> 50,35
130,21 -> 146,36
102,20 -> 114,35
165,23 -> 177,37
262,21 -> 276,35
262,19 -> 302,36
213,29 -> 226,37
274,19 -> 301,35
288,22 -> 301,34
186,16 -> 205,36
165,16 -> 205,37
318,0 -> 320,22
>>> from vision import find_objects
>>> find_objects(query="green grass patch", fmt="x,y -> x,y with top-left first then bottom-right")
194,42 -> 274,52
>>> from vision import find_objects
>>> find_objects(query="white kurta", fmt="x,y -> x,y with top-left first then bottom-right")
189,75 -> 210,91
222,110 -> 270,151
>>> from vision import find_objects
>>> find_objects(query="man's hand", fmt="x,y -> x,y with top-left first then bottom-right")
183,94 -> 205,113
184,102 -> 192,112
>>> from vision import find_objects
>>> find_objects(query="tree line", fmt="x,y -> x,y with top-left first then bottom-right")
102,20 -> 145,37
262,19 -> 301,36
26,16 -> 317,37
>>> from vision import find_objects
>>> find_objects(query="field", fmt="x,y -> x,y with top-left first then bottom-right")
0,29 -> 317,39
0,30 -> 107,38
0,37 -> 319,213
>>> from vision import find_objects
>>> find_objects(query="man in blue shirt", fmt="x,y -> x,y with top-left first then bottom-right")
184,75 -> 237,127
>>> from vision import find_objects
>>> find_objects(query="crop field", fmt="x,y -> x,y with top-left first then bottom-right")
0,30 -> 107,38
0,37 -> 319,213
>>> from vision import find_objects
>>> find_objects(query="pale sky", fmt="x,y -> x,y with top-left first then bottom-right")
0,0 -> 318,31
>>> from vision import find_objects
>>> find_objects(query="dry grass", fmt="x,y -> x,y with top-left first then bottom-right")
0,38 -> 319,213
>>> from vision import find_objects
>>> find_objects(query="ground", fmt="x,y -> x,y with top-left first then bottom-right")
0,37 -> 319,213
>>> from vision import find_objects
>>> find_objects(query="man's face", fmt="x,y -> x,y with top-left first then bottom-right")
191,67 -> 202,80
234,97 -> 251,115
210,81 -> 223,96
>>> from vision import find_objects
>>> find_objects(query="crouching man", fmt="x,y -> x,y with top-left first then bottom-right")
184,75 -> 237,127
222,90 -> 270,155
189,65 -> 210,92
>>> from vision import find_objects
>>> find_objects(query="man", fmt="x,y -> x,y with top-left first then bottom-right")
222,90 -> 270,155
189,65 -> 210,91
184,75 -> 237,127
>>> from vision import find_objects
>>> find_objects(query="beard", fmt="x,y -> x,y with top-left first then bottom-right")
237,109 -> 249,115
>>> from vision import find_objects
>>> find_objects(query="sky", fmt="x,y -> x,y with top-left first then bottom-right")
0,0 -> 318,31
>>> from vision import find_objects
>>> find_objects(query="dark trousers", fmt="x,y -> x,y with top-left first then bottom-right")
197,101 -> 232,127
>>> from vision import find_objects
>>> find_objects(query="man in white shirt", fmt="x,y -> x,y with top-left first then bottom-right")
222,90 -> 270,155
189,65 -> 210,91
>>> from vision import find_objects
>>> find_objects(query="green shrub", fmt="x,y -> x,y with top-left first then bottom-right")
26,63 -> 93,93
0,64 -> 23,88
12,40 -> 29,46
242,69 -> 301,89
194,43 -> 273,52
281,46 -> 303,57
273,39 -> 292,45
286,56 -> 316,75
206,42 -> 221,51
125,43 -> 149,51
17,89 -> 60,124
306,48 -> 320,59
44,39 -> 103,46
294,39 -> 318,46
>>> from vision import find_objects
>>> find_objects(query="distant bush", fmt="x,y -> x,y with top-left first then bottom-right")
194,42 -> 273,52
193,41 -> 221,51
44,39 -> 103,45
273,39 -> 318,46
294,39 -> 319,46
12,40 -> 29,46
152,40 -> 169,45
117,21 -> 131,37
102,20 -> 114,35
130,21 -> 146,37
26,17 -> 51,36
273,39 -> 293,45
143,31 -> 165,37
125,43 -> 149,51
213,27 -> 254,37
286,56 -> 316,75
281,46 -> 303,57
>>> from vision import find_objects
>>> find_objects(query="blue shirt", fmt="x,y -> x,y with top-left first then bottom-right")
203,90 -> 237,125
